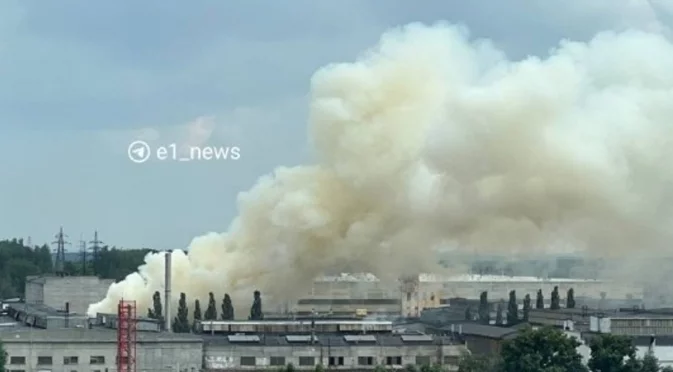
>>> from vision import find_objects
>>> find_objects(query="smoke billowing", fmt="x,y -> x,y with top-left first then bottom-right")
87,23 -> 673,317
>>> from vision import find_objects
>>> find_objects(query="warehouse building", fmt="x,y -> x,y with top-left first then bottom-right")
1,319 -> 468,371
24,275 -> 114,315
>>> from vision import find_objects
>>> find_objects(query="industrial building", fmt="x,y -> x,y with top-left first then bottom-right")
24,275 -> 114,315
297,273 -> 642,318
1,317 -> 469,371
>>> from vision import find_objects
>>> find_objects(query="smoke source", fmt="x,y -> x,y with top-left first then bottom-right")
88,22 -> 673,317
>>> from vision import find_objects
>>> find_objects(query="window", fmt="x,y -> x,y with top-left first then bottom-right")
240,357 -> 256,366
37,356 -> 53,365
9,370 -> 26,372
298,357 -> 315,366
407,293 -> 411,301
358,356 -> 375,366
443,356 -> 460,365
90,356 -> 105,365
386,356 -> 402,365
416,356 -> 431,366
63,356 -> 79,365
270,357 -> 285,366
328,357 -> 344,366
9,356 -> 26,364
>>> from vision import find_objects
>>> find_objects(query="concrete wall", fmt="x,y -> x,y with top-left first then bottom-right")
25,276 -> 115,315
3,337 -> 202,372
204,343 -> 465,371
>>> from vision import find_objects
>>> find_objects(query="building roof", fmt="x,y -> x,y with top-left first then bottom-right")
444,324 -> 520,340
202,332 -> 462,347
418,274 -> 603,283
0,328 -> 202,343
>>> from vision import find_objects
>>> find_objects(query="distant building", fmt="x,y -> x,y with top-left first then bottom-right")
442,323 -> 520,356
24,275 -> 114,315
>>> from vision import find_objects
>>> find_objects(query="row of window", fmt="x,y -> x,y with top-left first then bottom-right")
8,355 -> 106,365
237,355 -> 460,366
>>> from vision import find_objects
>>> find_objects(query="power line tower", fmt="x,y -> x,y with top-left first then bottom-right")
52,227 -> 70,277
90,230 -> 103,275
79,234 -> 87,275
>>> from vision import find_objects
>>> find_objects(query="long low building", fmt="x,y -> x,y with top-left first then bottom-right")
1,319 -> 468,371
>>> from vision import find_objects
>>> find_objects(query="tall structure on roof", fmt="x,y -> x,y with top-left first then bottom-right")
117,299 -> 137,372
90,230 -> 103,275
52,227 -> 69,276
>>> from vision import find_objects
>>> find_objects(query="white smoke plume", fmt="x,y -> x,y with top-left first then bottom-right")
88,22 -> 673,317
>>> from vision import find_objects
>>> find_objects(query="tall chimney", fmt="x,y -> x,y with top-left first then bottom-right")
165,251 -> 172,333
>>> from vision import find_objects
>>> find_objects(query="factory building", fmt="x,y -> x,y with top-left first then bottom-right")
297,273 -> 642,318
24,275 -> 114,315
1,318 -> 468,371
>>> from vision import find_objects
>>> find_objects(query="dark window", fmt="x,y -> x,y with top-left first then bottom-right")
386,356 -> 402,365
37,356 -> 52,365
407,293 -> 412,301
443,356 -> 460,365
358,356 -> 375,366
63,356 -> 79,365
8,370 -> 27,372
328,357 -> 344,366
90,356 -> 106,364
9,356 -> 26,365
416,356 -> 431,366
299,357 -> 315,366
240,357 -> 256,366
269,357 -> 285,366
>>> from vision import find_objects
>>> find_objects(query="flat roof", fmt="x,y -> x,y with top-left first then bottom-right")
0,327 -> 460,348
0,328 -> 202,343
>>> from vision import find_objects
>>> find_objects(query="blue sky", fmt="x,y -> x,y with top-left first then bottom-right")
1,0 -> 670,250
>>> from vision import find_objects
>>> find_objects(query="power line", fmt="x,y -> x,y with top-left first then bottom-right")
51,227 -> 70,277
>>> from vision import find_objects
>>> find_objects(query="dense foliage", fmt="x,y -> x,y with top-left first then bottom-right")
0,338 -> 5,372
0,238 -> 152,299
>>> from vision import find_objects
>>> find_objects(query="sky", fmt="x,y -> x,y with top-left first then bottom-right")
0,0 -> 671,251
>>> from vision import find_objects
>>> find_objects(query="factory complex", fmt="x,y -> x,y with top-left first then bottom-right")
0,252 -> 649,372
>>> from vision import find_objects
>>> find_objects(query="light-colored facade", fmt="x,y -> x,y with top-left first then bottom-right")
2,319 -> 468,372
590,314 -> 673,336
1,328 -> 203,372
296,273 -> 642,318
24,276 -> 114,315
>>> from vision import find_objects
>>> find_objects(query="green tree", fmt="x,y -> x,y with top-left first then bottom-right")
641,349 -> 660,372
373,365 -> 387,372
204,292 -> 218,320
314,364 -> 325,372
172,292 -> 189,333
536,289 -> 544,309
588,333 -> 641,372
148,291 -> 163,329
478,291 -> 490,324
249,290 -> 263,320
662,366 -> 673,372
495,301 -> 504,325
221,293 -> 234,320
566,288 -> 575,309
193,299 -> 202,333
0,338 -> 6,372
550,286 -> 560,310
507,290 -> 518,325
458,353 -> 501,372
523,294 -> 531,321
284,363 -> 296,372
500,327 -> 588,372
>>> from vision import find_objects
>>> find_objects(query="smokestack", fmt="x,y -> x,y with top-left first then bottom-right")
165,251 -> 172,333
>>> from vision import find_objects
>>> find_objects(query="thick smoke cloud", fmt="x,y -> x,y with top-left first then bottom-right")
88,22 -> 673,317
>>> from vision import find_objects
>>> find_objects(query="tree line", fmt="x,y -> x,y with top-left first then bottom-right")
457,326 -> 673,372
466,285 -> 576,325
0,238 -> 154,299
146,289 -> 264,332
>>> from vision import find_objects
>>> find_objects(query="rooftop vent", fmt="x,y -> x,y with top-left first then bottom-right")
227,335 -> 260,343
344,334 -> 376,343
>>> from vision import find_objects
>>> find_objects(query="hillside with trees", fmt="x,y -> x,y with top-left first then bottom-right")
0,238 -> 153,299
